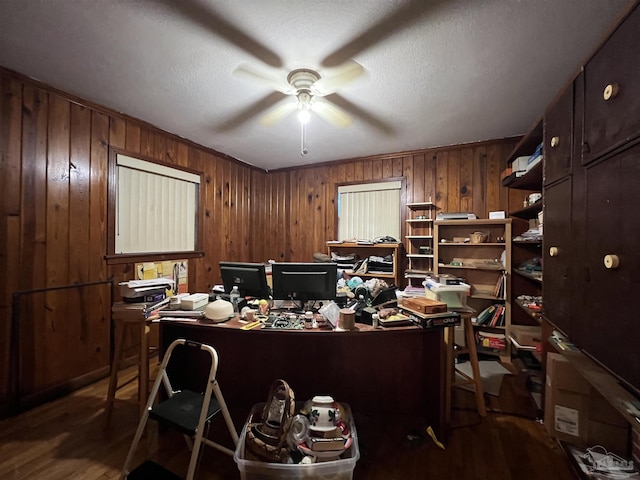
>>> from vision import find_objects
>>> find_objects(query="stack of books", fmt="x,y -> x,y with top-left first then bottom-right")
475,304 -> 506,327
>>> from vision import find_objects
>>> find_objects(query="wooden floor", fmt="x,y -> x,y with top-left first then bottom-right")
0,359 -> 576,479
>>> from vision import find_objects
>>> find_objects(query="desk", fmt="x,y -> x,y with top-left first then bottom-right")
159,317 -> 447,439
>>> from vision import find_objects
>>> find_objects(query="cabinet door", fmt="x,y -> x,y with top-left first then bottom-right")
583,5 -> 640,164
542,177 -> 573,335
544,84 -> 573,186
580,143 -> 640,392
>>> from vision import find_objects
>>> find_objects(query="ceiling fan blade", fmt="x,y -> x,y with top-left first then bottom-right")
233,64 -> 294,94
312,61 -> 368,96
312,99 -> 353,128
324,94 -> 395,135
260,101 -> 298,126
151,0 -> 282,68
215,91 -> 287,132
321,0 -> 449,68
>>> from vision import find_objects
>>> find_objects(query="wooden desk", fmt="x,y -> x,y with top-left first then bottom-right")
158,317 -> 447,438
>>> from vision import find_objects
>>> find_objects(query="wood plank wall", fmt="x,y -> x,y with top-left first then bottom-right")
0,67 -> 519,415
267,140 -> 518,263
0,70 -> 267,415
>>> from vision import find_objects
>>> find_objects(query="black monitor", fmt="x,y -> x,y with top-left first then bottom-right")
219,262 -> 271,299
271,262 -> 337,308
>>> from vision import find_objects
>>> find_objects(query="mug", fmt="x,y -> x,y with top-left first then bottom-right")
307,395 -> 341,431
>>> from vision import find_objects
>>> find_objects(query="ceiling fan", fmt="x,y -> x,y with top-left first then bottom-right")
233,61 -> 367,128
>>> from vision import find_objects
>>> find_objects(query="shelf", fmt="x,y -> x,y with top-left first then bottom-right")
509,334 -> 539,351
405,272 -> 431,278
406,219 -> 433,223
407,254 -> 434,258
327,242 -> 402,287
513,269 -> 542,283
344,271 -> 394,279
505,119 -> 543,164
435,219 -> 511,226
438,242 -> 506,247
471,293 -> 505,301
514,299 -> 543,321
513,239 -> 542,246
407,202 -> 437,209
502,161 -> 543,190
438,264 -> 505,272
406,235 -> 433,239
509,201 -> 542,219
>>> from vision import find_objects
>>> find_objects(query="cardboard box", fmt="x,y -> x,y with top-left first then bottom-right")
545,353 -> 630,454
511,325 -> 542,350
399,297 -> 447,314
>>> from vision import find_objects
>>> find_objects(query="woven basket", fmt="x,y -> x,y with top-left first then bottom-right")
470,231 -> 489,243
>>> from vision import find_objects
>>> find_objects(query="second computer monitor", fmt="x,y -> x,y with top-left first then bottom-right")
271,262 -> 337,305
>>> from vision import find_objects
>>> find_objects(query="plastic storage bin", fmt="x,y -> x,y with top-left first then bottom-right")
423,279 -> 471,309
234,403 -> 359,480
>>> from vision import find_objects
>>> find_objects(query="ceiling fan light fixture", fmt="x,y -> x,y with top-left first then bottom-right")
297,108 -> 310,125
296,90 -> 312,124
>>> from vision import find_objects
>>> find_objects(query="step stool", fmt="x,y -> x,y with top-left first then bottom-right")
445,313 -> 486,422
121,339 -> 239,480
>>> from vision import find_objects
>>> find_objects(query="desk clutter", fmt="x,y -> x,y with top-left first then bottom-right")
236,379 -> 359,479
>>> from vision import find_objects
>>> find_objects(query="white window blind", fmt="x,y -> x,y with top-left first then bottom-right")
115,154 -> 200,254
338,180 -> 401,241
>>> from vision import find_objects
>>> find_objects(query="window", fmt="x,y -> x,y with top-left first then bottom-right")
107,149 -> 202,262
337,179 -> 403,241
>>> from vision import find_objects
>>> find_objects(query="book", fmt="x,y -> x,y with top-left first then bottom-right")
476,305 -> 496,325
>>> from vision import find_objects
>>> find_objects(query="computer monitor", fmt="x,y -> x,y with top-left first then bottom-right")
219,262 -> 271,299
271,262 -> 337,308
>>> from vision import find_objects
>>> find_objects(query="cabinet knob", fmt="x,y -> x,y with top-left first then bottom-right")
603,83 -> 619,101
549,246 -> 559,257
550,136 -> 560,148
603,254 -> 620,269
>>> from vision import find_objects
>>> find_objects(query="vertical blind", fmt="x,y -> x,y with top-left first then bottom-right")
115,154 -> 200,254
338,181 -> 401,241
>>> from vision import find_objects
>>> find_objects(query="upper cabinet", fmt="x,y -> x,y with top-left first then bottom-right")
544,84 -> 574,186
582,4 -> 640,165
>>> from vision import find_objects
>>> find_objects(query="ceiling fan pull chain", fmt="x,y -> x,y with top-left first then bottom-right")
300,122 -> 308,157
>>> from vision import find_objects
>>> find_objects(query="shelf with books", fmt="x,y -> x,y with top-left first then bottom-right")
434,219 -> 512,361
404,201 -> 439,289
326,242 -> 403,288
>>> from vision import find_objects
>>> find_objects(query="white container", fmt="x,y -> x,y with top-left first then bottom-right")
234,403 -> 359,480
180,293 -> 209,310
512,155 -> 529,172
423,280 -> 470,309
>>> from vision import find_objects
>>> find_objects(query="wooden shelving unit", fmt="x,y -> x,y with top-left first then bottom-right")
326,242 -> 404,288
404,201 -> 438,288
434,219 -> 512,361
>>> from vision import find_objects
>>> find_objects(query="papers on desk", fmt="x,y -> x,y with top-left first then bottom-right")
119,278 -> 175,298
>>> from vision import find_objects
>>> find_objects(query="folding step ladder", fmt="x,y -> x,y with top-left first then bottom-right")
121,339 -> 239,480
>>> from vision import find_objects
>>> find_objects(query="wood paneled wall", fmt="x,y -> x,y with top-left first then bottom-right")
0,70 -> 268,414
266,141 -> 518,264
0,67 -> 518,415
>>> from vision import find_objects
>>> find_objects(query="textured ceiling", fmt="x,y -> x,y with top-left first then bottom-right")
0,0 -> 632,170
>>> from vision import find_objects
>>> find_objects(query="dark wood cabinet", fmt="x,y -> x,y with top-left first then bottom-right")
578,143 -> 640,391
542,177 -> 573,336
543,3 -> 640,398
543,85 -> 573,186
582,5 -> 640,165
